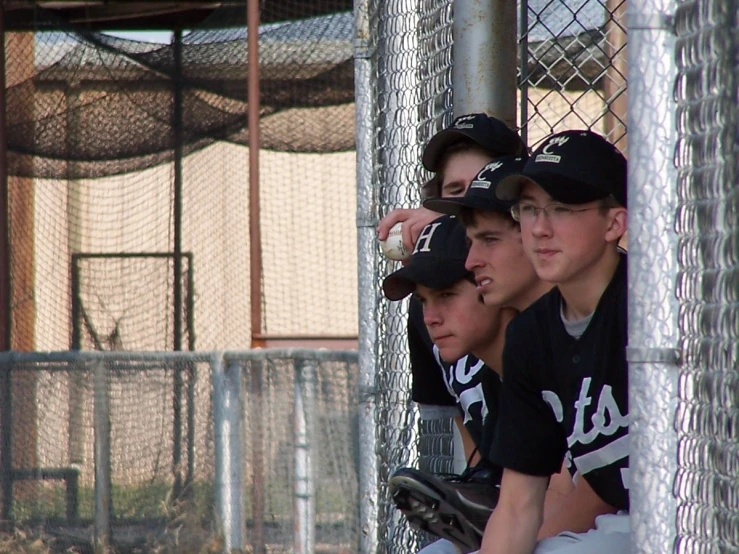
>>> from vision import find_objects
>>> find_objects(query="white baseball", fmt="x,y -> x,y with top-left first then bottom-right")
380,222 -> 410,261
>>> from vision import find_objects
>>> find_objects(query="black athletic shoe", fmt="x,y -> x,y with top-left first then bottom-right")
388,465 -> 500,553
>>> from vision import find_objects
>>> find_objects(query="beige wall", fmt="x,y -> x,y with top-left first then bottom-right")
34,144 -> 358,351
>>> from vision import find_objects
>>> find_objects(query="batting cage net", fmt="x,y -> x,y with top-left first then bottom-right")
5,2 -> 357,354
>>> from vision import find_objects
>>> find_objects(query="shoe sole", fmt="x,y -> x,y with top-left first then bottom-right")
389,474 -> 485,553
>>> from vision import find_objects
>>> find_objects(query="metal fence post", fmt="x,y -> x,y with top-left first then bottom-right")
1,362 -> 12,520
625,1 -> 679,552
294,359 -> 316,554
354,0 -> 379,552
93,359 -> 111,552
453,0 -> 517,124
213,352 -> 244,553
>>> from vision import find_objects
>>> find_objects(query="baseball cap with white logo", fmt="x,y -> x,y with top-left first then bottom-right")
423,155 -> 528,216
422,113 -> 527,172
495,130 -> 627,206
382,215 -> 471,301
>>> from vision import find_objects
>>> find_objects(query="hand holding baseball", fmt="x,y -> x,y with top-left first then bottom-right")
377,206 -> 442,260
379,222 -> 410,261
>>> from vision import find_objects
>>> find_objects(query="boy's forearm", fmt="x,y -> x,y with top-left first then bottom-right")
480,501 -> 541,554
537,477 -> 617,539
479,470 -> 547,554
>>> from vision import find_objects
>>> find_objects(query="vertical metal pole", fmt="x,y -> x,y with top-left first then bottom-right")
93,360 -> 111,551
452,0 -> 517,125
247,0 -> 263,348
173,30 -> 184,352
251,359 -> 265,554
213,353 -> 244,553
293,359 -> 316,554
67,84 -> 85,469
0,4 -> 13,521
185,254 -> 195,490
246,5 -> 266,551
172,29 -> 184,499
625,1 -> 679,553
518,0 -> 529,146
353,0 -> 378,552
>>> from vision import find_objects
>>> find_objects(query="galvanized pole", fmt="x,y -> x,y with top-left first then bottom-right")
172,28 -> 185,500
452,0 -> 517,124
625,1 -> 679,552
354,0 -> 379,552
212,353 -> 244,552
93,360 -> 112,551
293,359 -> 316,554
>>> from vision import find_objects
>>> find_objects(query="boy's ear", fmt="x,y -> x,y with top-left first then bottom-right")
605,207 -> 627,243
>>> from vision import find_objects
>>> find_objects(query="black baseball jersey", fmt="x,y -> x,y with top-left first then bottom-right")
432,345 -> 502,448
488,254 -> 629,510
408,298 -> 457,407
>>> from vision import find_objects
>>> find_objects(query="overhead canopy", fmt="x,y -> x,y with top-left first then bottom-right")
8,6 -> 355,178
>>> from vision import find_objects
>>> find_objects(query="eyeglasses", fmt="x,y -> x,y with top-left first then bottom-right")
510,202 -> 602,223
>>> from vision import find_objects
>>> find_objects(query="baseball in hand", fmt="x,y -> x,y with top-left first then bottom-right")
380,222 -> 410,261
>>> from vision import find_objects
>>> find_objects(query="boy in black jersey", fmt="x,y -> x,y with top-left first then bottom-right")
477,130 -> 629,554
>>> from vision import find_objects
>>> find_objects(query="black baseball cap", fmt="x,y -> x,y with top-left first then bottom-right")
423,155 -> 529,216
422,113 -> 527,172
382,215 -> 471,301
495,130 -> 627,206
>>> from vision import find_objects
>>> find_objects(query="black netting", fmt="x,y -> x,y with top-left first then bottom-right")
7,5 -> 354,179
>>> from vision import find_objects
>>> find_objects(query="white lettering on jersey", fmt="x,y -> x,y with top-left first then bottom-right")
542,382 -> 629,488
432,346 -> 486,426
455,357 -> 485,385
458,383 -> 488,424
413,222 -> 442,253
568,378 -> 628,447
573,435 -> 630,489
542,390 -> 564,422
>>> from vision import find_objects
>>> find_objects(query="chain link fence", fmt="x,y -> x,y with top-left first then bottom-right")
673,1 -> 738,552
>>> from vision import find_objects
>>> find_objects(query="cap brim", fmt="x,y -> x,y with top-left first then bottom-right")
498,172 -> 611,204
494,174 -> 527,200
382,259 -> 469,301
422,129 -> 474,171
422,197 -> 466,216
424,196 -> 507,216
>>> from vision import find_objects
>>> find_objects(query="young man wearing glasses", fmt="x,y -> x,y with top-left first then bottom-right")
477,130 -> 629,554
